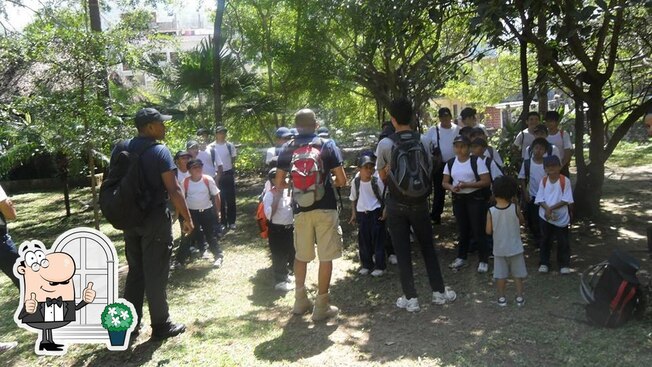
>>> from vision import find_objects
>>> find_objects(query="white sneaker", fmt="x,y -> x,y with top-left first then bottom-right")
274,281 -> 294,292
432,287 -> 457,305
358,268 -> 370,275
396,296 -> 420,312
477,262 -> 489,273
202,250 -> 212,260
229,223 -> 237,230
538,265 -> 549,273
449,258 -> 467,269
213,258 -> 223,268
371,269 -> 384,277
388,255 -> 398,265
560,267 -> 571,275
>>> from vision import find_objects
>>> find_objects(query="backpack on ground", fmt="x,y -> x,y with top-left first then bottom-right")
580,249 -> 647,328
388,131 -> 432,204
100,139 -> 160,230
289,137 -> 326,208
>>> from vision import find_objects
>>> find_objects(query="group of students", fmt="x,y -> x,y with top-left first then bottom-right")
343,104 -> 575,309
169,127 -> 238,269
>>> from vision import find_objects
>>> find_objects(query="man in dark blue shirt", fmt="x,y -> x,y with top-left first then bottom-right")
113,108 -> 194,339
275,109 -> 346,322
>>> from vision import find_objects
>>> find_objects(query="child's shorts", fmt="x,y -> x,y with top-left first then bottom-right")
494,253 -> 527,279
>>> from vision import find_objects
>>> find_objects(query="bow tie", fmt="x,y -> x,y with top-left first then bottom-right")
46,296 -> 63,307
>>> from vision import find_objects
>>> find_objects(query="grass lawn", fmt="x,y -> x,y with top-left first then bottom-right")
1,164 -> 651,366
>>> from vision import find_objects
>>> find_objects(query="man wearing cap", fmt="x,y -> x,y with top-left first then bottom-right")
316,127 -> 331,139
174,150 -> 192,185
207,126 -> 237,230
188,139 -> 222,178
112,107 -> 193,339
513,111 -> 542,160
266,127 -> 292,168
460,107 -> 487,135
423,107 -> 460,224
275,108 -> 347,321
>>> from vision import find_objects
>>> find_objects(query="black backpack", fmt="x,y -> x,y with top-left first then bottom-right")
387,131 -> 432,204
580,249 -> 647,328
99,139 -> 160,230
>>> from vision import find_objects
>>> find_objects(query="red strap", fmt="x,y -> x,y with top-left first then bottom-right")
543,176 -> 548,188
560,175 -> 566,192
610,281 -> 629,312
202,175 -> 210,191
619,287 -> 637,312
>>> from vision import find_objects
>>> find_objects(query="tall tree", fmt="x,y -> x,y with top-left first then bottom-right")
213,0 -> 226,129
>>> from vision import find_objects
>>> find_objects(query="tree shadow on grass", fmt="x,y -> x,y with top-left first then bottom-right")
254,316 -> 337,362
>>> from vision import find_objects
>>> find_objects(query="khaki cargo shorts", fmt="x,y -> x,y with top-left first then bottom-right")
294,209 -> 343,262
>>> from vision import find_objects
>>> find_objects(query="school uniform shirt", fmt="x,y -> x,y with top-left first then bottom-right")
518,159 -> 546,197
477,156 -> 503,181
535,175 -> 574,227
443,157 -> 489,194
263,188 -> 293,225
513,128 -> 536,159
0,184 -> 7,227
198,150 -> 221,176
526,144 -> 561,161
265,146 -> 281,165
176,170 -> 190,185
489,203 -> 524,257
208,142 -> 237,171
547,130 -> 573,160
483,146 -> 504,167
423,124 -> 460,162
185,176 -> 220,210
349,172 -> 384,212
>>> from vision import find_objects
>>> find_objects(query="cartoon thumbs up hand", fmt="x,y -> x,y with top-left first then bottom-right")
25,292 -> 38,314
83,282 -> 96,303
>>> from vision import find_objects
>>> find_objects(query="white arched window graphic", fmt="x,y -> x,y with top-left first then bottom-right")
50,228 -> 118,343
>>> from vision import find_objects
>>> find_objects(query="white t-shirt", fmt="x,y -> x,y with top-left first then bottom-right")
198,150 -> 220,176
547,130 -> 573,160
209,142 -> 237,171
535,175 -> 574,227
424,124 -> 460,162
263,188 -> 293,225
176,170 -> 190,185
0,184 -> 7,226
265,146 -> 278,165
477,156 -> 503,181
443,156 -> 489,194
184,176 -> 220,210
483,146 -> 504,167
513,128 -> 536,159
349,173 -> 384,212
518,159 -> 546,197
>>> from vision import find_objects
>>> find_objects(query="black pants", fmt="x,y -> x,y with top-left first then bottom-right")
177,209 -> 222,263
452,193 -> 489,263
525,197 -> 541,247
219,170 -> 237,225
267,223 -> 295,282
123,208 -> 173,327
430,165 -> 445,220
386,200 -> 446,299
539,219 -> 570,269
356,208 -> 386,270
0,233 -> 19,288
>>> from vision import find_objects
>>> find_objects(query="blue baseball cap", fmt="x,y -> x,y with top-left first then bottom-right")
275,127 -> 292,138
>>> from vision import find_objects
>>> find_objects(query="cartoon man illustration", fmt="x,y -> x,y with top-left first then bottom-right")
14,240 -> 96,352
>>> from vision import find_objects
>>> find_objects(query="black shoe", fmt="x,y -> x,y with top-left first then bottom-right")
39,342 -> 63,351
151,323 -> 186,340
130,323 -> 142,339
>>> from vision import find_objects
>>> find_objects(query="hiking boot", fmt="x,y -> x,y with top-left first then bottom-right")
538,265 -> 549,273
388,255 -> 398,265
311,293 -> 339,322
516,296 -> 525,307
396,296 -> 420,312
560,267 -> 571,275
151,322 -> 186,340
292,288 -> 313,315
432,287 -> 457,305
449,258 -> 467,270
477,262 -> 489,273
370,269 -> 384,277
497,297 -> 507,307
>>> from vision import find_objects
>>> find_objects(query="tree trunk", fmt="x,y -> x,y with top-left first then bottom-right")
536,9 -> 548,116
518,38 -> 530,129
87,0 -> 111,104
573,87 -> 605,218
55,152 -> 71,217
213,0 -> 226,129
